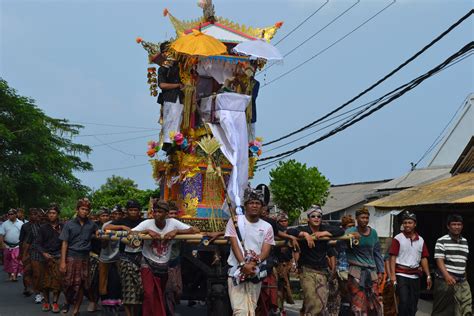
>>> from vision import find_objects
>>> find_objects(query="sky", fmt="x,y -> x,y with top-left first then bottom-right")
1,0 -> 473,191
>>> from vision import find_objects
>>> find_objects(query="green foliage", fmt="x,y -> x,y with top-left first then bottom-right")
90,175 -> 160,210
269,159 -> 330,223
0,79 -> 92,211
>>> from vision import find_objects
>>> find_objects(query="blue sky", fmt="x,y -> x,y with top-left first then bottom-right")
1,0 -> 473,191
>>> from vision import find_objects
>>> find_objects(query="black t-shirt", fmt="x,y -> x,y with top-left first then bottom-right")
110,218 -> 143,252
157,63 -> 183,104
287,224 -> 344,270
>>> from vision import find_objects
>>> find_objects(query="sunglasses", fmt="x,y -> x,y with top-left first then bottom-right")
309,214 -> 322,219
278,219 -> 288,222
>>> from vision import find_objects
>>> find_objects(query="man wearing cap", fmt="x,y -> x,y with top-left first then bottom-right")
432,214 -> 471,316
0,209 -> 24,282
103,200 -> 144,316
225,188 -> 275,316
287,205 -> 344,316
389,212 -> 431,316
132,199 -> 199,316
345,208 -> 384,316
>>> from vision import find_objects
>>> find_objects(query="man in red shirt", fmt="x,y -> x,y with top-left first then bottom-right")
389,212 -> 432,316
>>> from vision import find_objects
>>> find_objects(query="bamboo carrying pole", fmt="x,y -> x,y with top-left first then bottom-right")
98,231 -> 359,247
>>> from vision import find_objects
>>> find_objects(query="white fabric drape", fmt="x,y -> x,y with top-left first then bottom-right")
201,92 -> 251,213
197,61 -> 237,84
162,100 -> 183,143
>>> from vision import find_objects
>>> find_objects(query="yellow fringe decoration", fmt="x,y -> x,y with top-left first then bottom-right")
182,85 -> 195,130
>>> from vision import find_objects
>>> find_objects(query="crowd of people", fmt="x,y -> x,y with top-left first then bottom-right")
0,188 -> 471,316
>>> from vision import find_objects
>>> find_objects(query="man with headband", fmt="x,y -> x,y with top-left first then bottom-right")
389,212 -> 431,316
225,187 -> 275,316
287,205 -> 344,316
345,207 -> 384,316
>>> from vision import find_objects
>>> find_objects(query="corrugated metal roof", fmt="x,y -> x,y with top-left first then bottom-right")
367,173 -> 474,209
323,180 -> 391,214
374,166 -> 451,191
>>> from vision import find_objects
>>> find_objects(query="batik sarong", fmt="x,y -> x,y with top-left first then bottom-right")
327,275 -> 341,316
165,263 -> 182,316
42,257 -> 61,292
347,275 -> 383,316
3,247 -> 22,274
30,259 -> 44,292
63,257 -> 90,305
276,261 -> 295,308
87,254 -> 99,303
21,251 -> 32,287
119,253 -> 143,305
299,266 -> 329,316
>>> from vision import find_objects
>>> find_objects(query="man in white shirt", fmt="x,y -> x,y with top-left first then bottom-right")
0,209 -> 24,281
389,212 -> 431,316
132,200 -> 198,316
225,187 -> 275,316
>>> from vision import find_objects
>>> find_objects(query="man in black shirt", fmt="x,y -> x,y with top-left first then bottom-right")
287,205 -> 344,316
157,42 -> 184,151
37,204 -> 63,313
103,200 -> 144,316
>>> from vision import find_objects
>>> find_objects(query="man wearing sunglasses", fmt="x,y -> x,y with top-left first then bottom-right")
287,205 -> 344,316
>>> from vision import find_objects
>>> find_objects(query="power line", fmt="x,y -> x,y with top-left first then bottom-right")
90,133 -> 157,148
260,0 -> 360,75
70,121 -> 158,130
263,8 -> 473,147
273,0 -> 330,46
93,136 -> 148,157
87,163 -> 150,173
75,130 -> 159,137
412,89 -> 472,168
261,0 -> 396,88
256,42 -> 474,168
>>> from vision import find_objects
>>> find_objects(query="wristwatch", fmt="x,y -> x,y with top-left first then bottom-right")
237,261 -> 246,268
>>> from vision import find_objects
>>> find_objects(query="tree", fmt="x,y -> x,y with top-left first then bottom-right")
269,159 -> 330,223
90,175 -> 160,210
0,79 -> 92,211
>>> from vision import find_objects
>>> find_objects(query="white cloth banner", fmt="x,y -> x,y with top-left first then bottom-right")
162,100 -> 183,143
201,93 -> 251,214
197,61 -> 236,84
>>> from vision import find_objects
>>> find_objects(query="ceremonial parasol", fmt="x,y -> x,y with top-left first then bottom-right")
170,29 -> 227,56
232,39 -> 283,61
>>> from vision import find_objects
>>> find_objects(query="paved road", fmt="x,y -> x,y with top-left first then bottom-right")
0,273 -> 300,316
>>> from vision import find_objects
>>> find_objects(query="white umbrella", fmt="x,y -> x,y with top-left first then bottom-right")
232,39 -> 283,61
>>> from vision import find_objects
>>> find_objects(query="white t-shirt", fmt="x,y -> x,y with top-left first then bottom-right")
224,215 -> 275,275
132,218 -> 190,264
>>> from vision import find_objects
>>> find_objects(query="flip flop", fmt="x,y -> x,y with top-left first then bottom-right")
61,304 -> 70,314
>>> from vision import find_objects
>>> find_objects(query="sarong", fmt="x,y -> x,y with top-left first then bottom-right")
162,100 -> 183,143
227,278 -> 262,316
165,263 -> 182,316
347,275 -> 383,316
141,266 -> 167,316
87,254 -> 99,302
99,262 -> 122,307
63,257 -> 90,305
21,251 -> 33,287
30,259 -> 44,292
276,262 -> 295,308
119,253 -> 143,305
256,271 -> 278,316
432,277 -> 472,316
3,247 -> 22,274
42,257 -> 61,292
299,266 -> 329,316
327,275 -> 341,316
382,279 -> 396,316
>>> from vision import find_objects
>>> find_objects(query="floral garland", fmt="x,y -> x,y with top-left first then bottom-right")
249,137 -> 263,157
